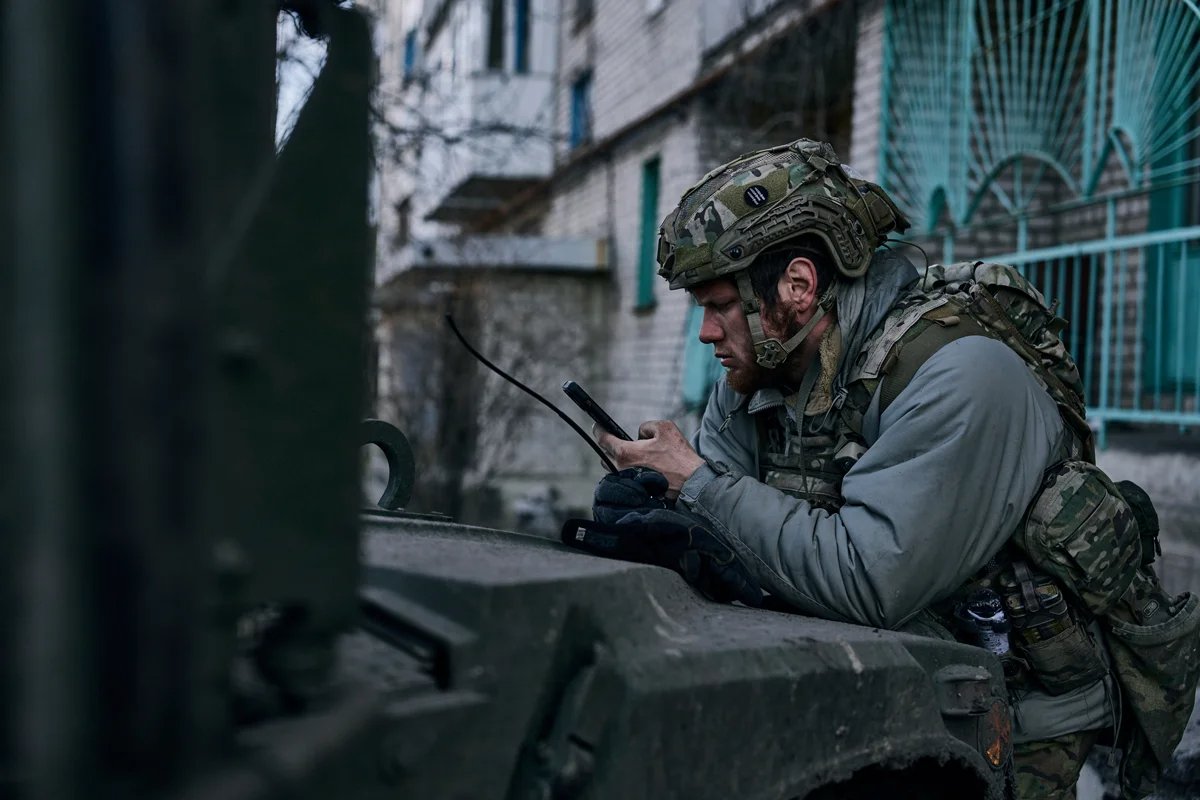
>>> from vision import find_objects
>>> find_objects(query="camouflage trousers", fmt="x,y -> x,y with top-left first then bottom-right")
1013,729 -> 1103,799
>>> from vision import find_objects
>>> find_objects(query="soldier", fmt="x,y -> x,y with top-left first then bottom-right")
585,139 -> 1195,799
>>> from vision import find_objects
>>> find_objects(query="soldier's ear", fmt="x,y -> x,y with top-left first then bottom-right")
780,256 -> 820,311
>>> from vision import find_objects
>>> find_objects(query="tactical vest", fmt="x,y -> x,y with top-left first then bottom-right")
757,262 -> 1200,796
759,261 -> 1092,508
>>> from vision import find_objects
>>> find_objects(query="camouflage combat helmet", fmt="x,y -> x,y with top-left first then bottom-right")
656,138 -> 910,368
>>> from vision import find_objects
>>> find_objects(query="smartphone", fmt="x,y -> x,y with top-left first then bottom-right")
562,380 -> 633,441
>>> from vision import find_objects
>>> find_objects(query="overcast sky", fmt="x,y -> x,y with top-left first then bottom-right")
275,12 -> 329,148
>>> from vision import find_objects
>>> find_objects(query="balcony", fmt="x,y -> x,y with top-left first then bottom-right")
420,71 -> 556,223
384,235 -> 608,282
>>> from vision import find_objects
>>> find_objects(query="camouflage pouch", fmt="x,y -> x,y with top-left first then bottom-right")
997,561 -> 1107,696
1106,570 -> 1200,795
1015,461 -> 1200,795
1116,478 -> 1163,568
1013,461 -> 1141,613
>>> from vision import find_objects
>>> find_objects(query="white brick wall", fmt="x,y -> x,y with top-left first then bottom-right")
849,0 -> 884,181
534,116 -> 703,435
557,0 -> 702,157
374,0 -> 875,519
524,0 -> 869,443
543,167 -> 609,238
546,1 -> 724,432
603,120 -> 701,429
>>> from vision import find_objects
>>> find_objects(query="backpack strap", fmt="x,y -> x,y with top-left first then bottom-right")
877,304 -> 990,416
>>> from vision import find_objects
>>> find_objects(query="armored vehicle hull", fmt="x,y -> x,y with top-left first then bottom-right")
350,513 -> 1013,799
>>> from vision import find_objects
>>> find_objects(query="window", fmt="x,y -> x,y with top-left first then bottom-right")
402,29 -> 417,81
486,0 -> 505,70
636,157 -> 660,310
514,0 -> 530,73
392,197 -> 411,250
574,0 -> 594,31
569,71 -> 593,149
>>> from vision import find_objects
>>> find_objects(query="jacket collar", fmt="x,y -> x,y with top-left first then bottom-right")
730,249 -> 919,417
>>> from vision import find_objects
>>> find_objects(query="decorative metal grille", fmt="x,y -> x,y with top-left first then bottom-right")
882,0 -> 1200,442
882,0 -> 1200,233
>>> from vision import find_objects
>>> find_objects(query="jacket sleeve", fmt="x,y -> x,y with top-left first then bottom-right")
676,336 -> 1064,629
689,377 -> 758,478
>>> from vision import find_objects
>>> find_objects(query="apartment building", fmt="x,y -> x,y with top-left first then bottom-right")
370,0 -> 861,523
373,0 -> 1200,521
372,0 -> 610,523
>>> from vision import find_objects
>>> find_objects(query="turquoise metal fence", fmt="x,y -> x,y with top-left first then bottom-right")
881,0 -> 1200,231
989,225 -> 1200,447
881,0 -> 1200,441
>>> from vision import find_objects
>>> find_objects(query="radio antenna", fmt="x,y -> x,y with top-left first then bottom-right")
444,314 -> 618,473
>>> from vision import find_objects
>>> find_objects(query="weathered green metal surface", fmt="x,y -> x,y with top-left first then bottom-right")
355,516 -> 1011,799
362,419 -> 416,510
207,2 -> 371,639
5,0 -> 373,795
7,0 -> 252,790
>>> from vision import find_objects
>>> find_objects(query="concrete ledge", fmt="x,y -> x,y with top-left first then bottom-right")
379,236 -> 610,283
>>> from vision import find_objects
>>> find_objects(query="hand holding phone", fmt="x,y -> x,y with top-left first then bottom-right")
562,381 -> 633,441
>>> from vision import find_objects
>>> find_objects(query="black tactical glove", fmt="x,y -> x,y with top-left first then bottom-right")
561,507 -> 763,607
592,466 -> 671,525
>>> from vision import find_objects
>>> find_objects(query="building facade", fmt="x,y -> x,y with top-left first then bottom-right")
372,0 -> 1200,522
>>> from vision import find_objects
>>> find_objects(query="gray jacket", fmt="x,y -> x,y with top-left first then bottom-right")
677,251 -> 1112,741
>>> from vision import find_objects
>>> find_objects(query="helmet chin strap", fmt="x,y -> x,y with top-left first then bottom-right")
735,272 -> 837,369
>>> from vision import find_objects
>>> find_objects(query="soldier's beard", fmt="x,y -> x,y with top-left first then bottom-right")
727,304 -> 804,395
726,361 -> 769,395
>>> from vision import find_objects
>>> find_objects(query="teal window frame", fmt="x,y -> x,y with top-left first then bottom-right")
569,71 -> 592,149
514,0 -> 530,74
636,157 -> 660,310
486,0 -> 505,71
402,29 -> 417,80
681,303 -> 722,411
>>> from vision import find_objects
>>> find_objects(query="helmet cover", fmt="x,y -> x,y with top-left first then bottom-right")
656,139 -> 910,290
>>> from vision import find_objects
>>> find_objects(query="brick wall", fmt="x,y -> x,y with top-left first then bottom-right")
603,120 -> 702,429
538,114 -> 702,435
557,0 -> 702,157
848,0 -> 884,181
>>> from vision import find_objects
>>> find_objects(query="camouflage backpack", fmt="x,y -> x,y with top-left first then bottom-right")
871,261 -> 1200,795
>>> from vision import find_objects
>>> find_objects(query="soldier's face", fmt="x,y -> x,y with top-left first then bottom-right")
692,278 -> 776,394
